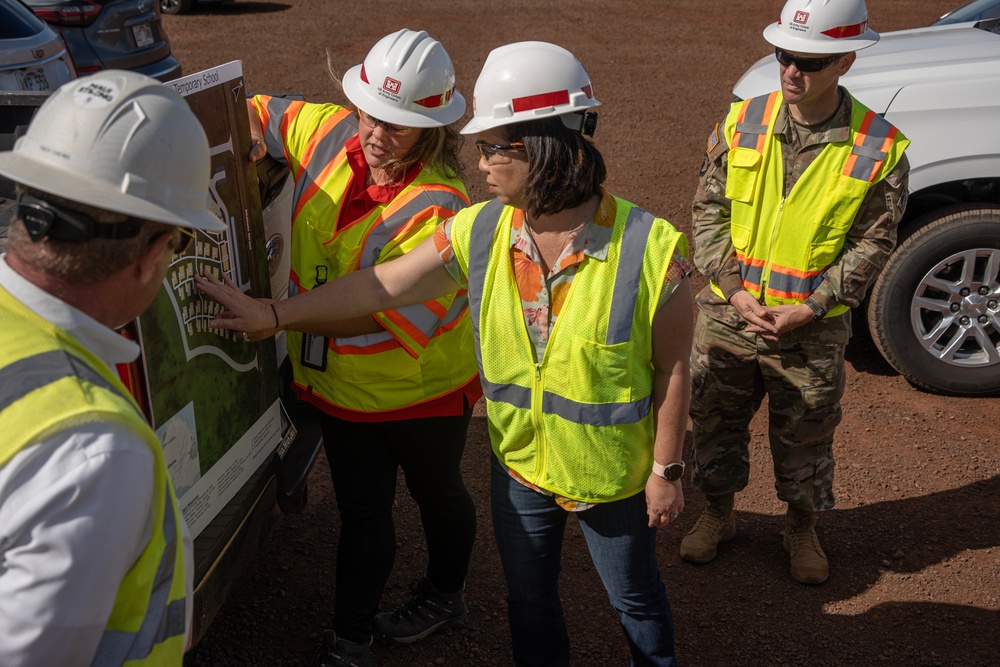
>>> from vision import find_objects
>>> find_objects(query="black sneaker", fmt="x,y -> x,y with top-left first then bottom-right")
373,576 -> 467,645
317,630 -> 377,667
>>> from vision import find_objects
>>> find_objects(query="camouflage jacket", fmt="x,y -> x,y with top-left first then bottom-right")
692,87 -> 910,323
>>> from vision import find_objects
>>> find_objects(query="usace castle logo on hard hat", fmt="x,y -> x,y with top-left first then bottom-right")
793,10 -> 809,25
383,77 -> 402,95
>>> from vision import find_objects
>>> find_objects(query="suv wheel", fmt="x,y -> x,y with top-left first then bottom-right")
868,204 -> 1000,395
160,0 -> 195,14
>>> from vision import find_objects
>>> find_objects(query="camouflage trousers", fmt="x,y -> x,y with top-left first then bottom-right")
689,297 -> 851,512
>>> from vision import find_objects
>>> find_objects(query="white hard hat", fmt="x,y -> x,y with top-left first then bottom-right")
763,0 -> 880,53
0,70 -> 222,231
342,28 -> 466,128
460,41 -> 600,135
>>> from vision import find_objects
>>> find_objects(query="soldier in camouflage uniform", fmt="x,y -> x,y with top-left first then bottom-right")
683,0 -> 910,584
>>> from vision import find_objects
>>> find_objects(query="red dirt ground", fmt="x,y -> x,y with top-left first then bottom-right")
172,1 -> 999,665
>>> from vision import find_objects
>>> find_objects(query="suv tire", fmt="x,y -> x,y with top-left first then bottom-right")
868,204 -> 1000,395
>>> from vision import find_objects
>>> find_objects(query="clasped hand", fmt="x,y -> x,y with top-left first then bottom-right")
729,291 -> 814,340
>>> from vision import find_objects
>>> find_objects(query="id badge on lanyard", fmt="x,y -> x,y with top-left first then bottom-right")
300,266 -> 329,371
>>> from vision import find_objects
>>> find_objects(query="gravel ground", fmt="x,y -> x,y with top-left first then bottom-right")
169,1 -> 1000,665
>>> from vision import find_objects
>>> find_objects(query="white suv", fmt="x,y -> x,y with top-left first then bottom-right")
732,17 -> 1000,396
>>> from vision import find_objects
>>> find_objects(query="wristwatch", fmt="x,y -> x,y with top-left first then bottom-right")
804,300 -> 827,321
652,460 -> 685,481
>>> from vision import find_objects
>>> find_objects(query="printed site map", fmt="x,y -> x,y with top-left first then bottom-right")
132,61 -> 286,537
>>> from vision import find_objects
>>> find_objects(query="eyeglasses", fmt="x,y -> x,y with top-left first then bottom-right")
475,140 -> 526,163
357,110 -> 416,136
774,48 -> 845,73
173,227 -> 196,255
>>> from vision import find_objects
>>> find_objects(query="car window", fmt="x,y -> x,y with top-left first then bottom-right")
934,0 -> 1000,24
0,1 -> 46,39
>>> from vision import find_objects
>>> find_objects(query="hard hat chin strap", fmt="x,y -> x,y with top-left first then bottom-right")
16,192 -> 142,244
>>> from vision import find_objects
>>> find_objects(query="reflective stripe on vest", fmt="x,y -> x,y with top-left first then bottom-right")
256,96 -> 359,221
290,117 -> 357,220
0,346 -> 186,662
92,487 -> 185,664
0,349 -> 130,414
717,91 -> 908,312
337,189 -> 472,350
467,201 -> 655,427
844,111 -> 897,182
731,92 -> 779,152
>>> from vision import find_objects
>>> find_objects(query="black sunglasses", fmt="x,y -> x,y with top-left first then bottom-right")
774,48 -> 845,73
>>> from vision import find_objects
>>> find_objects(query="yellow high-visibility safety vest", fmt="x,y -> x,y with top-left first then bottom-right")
711,90 -> 909,316
450,197 -> 686,503
0,287 -> 187,665
254,96 -> 478,414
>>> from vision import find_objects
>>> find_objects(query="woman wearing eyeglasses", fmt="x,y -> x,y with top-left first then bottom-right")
204,41 -> 692,666
244,29 -> 480,667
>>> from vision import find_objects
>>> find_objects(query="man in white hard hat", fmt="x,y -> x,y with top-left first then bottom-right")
0,70 -> 222,664
684,0 -> 910,584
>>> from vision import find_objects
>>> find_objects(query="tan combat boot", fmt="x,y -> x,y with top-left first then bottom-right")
679,493 -> 736,563
783,506 -> 829,584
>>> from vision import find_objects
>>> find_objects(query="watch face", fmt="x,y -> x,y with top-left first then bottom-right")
664,463 -> 684,481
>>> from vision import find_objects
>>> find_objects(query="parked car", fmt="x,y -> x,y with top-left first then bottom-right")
0,0 -> 75,92
23,0 -> 180,81
159,0 -> 232,15
0,86 -> 322,646
934,0 -> 1000,25
731,15 -> 1000,396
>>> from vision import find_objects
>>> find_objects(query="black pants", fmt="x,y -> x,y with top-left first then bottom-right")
321,403 -> 476,643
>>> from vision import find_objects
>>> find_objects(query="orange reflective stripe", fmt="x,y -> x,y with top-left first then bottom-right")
732,91 -> 778,152
843,110 -> 898,182
331,337 -> 399,355
736,251 -> 765,292
382,308 -> 432,349
292,108 -> 354,222
767,261 -> 823,280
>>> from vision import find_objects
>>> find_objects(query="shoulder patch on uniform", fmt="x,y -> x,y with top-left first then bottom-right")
706,123 -> 721,152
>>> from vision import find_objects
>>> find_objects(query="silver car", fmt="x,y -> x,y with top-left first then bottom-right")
23,0 -> 180,81
0,0 -> 75,92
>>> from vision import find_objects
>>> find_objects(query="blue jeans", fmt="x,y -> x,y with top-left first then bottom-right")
491,456 -> 677,666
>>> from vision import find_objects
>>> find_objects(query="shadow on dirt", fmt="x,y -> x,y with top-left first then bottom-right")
668,475 -> 1000,666
845,319 -> 897,379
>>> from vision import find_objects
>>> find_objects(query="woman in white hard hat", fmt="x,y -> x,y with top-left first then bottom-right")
201,41 -> 693,666
243,29 -> 480,666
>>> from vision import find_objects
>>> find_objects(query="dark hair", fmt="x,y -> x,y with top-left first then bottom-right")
501,115 -> 606,218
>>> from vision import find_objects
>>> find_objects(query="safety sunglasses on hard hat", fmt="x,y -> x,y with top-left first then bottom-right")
357,110 -> 416,137
774,48 -> 845,73
475,140 -> 526,163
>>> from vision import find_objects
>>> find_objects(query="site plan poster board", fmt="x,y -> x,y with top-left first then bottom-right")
135,60 -> 284,538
